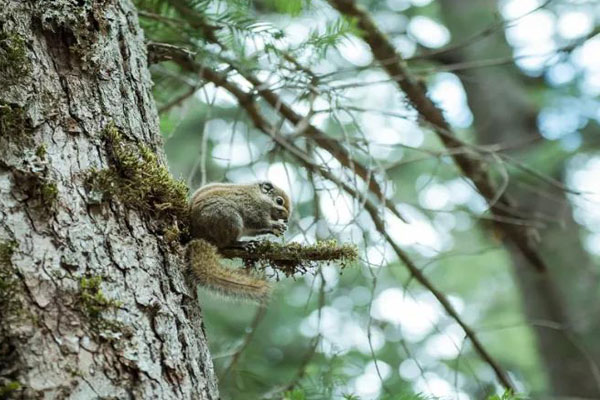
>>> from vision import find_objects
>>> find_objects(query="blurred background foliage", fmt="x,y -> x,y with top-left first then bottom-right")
135,0 -> 600,398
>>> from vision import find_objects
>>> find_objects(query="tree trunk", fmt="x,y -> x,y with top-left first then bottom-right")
0,1 -> 219,398
437,0 -> 600,396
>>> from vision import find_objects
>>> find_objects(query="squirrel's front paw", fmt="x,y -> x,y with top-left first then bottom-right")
271,221 -> 287,237
242,240 -> 259,252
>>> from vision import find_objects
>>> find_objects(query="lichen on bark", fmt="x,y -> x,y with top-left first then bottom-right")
32,0 -> 111,70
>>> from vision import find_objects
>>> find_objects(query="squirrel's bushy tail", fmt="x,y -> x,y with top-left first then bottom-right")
186,239 -> 270,302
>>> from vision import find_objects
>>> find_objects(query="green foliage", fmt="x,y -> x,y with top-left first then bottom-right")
279,392 -> 522,400
488,390 -> 524,400
305,17 -> 355,56
87,123 -> 190,237
284,388 -> 306,400
140,0 -> 600,398
264,0 -> 311,16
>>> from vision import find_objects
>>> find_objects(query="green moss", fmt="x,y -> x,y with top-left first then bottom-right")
163,224 -> 181,245
40,182 -> 58,206
0,103 -> 31,137
34,2 -> 110,71
0,240 -> 17,303
0,240 -> 21,323
35,144 -> 47,159
29,178 -> 58,209
0,240 -> 16,293
87,123 -> 190,239
0,240 -> 16,266
252,240 -> 358,262
0,32 -> 29,83
77,275 -> 128,341
0,381 -> 21,396
65,366 -> 84,378
79,276 -> 122,319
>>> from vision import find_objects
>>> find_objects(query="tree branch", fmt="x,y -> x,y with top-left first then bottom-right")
327,0 -> 548,274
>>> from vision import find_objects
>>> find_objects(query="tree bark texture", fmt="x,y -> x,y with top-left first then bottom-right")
437,0 -> 600,396
0,1 -> 219,399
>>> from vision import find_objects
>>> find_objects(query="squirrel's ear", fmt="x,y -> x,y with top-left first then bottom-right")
259,181 -> 273,194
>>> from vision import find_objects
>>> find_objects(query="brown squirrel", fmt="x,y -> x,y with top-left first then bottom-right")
186,181 -> 291,301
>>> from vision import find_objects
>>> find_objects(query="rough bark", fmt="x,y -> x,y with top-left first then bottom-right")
0,1 -> 219,399
437,0 -> 600,396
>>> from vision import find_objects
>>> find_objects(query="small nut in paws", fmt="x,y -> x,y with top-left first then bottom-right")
271,221 -> 287,236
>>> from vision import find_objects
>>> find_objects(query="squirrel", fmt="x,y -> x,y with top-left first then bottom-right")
186,181 -> 291,302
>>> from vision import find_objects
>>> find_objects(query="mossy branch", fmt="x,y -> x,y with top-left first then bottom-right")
221,240 -> 358,276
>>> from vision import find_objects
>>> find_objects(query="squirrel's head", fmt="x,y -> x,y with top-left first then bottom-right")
259,181 -> 291,222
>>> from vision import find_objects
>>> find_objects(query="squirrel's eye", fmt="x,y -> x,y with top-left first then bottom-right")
276,197 -> 284,206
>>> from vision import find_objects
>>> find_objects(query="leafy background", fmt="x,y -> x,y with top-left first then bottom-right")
136,0 -> 600,398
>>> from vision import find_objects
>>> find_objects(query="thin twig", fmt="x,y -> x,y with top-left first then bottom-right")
158,83 -> 204,114
223,306 -> 267,378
